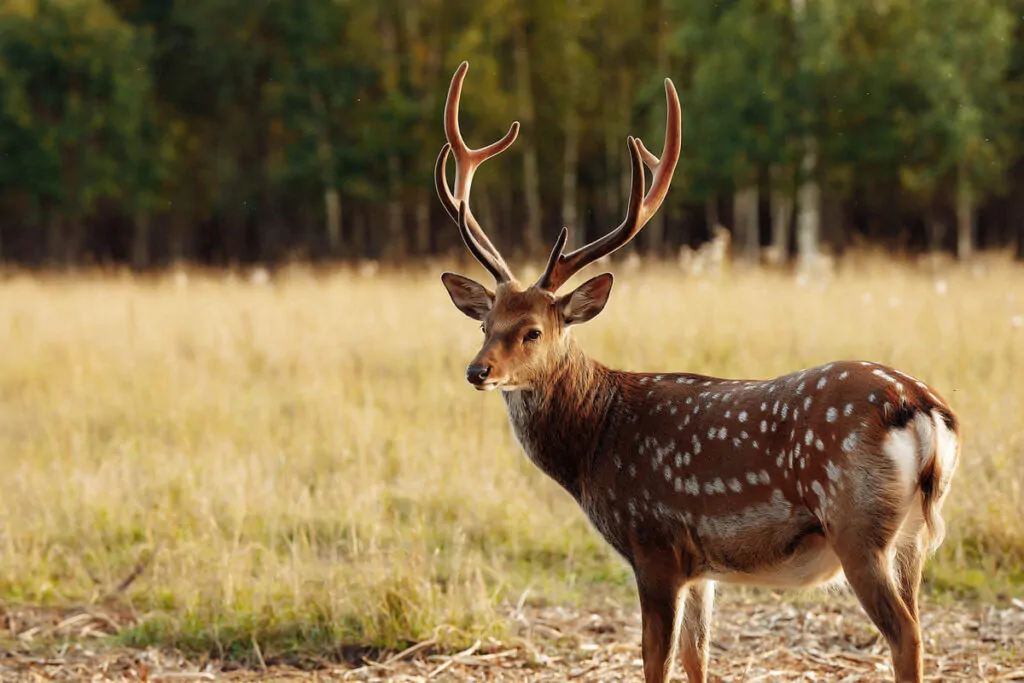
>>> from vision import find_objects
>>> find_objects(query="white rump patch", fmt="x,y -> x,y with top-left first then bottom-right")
881,418 -> 926,501
933,412 -> 959,485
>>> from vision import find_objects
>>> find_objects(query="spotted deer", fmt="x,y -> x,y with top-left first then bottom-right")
435,61 -> 960,683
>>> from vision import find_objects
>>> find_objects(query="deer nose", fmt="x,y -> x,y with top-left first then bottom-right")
466,365 -> 491,386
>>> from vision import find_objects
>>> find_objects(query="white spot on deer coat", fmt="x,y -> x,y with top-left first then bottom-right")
842,432 -> 858,453
685,475 -> 699,495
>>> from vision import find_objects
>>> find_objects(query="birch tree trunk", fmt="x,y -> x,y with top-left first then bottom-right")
603,82 -> 621,231
795,139 -> 821,268
309,90 -> 342,255
770,165 -> 793,262
380,6 -> 406,259
619,71 -> 633,231
792,0 -> 821,270
561,0 -> 582,249
956,162 -> 974,260
643,0 -> 670,256
733,172 -> 760,261
513,20 -> 543,256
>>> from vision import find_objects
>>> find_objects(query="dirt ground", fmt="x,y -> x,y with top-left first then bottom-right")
2,592 -> 1023,682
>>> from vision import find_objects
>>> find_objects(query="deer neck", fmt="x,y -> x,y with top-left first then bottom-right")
501,341 -> 617,500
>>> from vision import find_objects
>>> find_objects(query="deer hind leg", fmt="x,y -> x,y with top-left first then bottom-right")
678,579 -> 715,683
837,545 -> 922,683
636,574 -> 684,683
893,508 -> 928,624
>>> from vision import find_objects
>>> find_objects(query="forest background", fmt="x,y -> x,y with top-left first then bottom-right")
2,0 -> 1024,268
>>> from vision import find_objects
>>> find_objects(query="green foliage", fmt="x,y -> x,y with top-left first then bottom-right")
0,0 -> 1022,263
0,0 -> 154,216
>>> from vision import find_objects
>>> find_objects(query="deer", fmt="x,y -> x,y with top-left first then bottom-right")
434,61 -> 960,683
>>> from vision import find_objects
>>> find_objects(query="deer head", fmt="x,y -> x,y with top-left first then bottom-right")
437,61 -> 681,391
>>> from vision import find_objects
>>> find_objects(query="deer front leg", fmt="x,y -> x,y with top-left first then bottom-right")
678,579 -> 715,682
636,572 -> 684,683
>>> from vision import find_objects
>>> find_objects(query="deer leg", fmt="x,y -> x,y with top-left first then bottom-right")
678,579 -> 714,683
894,534 -> 925,624
636,574 -> 684,683
838,546 -> 922,683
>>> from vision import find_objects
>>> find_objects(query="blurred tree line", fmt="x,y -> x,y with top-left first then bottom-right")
1,0 -> 1023,268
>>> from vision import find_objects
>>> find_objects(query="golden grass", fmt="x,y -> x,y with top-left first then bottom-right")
0,257 -> 1022,660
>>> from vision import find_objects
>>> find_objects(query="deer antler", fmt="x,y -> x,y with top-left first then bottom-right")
536,78 -> 681,292
435,61 -> 519,283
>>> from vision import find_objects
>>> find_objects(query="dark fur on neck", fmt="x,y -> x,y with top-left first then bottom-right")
502,340 -> 619,500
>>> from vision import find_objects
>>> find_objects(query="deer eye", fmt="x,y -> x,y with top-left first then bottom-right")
480,323 -> 486,334
524,329 -> 542,343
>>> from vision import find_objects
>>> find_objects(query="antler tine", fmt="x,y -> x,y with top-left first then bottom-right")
435,61 -> 519,283
536,78 -> 681,292
435,147 -> 510,283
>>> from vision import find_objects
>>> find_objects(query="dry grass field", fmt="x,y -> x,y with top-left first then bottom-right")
1,255 -> 1023,678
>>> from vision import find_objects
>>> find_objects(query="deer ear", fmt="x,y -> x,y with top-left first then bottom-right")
559,273 -> 614,326
441,272 -> 494,321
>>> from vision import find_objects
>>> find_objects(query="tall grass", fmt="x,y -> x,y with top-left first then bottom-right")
0,258 -> 1021,661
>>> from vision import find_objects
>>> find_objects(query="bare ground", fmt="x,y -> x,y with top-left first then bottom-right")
2,592 -> 1023,682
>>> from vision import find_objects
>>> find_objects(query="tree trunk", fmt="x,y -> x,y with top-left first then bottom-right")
561,0 -> 582,250
353,208 -> 367,256
925,206 -> 946,253
792,0 -> 820,269
733,176 -> 760,261
561,96 -> 581,250
380,6 -> 406,260
414,188 -> 431,254
309,89 -> 342,256
643,0 -> 671,257
46,211 -> 62,266
603,83 -> 621,231
384,154 -> 405,259
131,209 -> 151,269
325,188 -> 342,255
168,210 -> 187,265
705,195 -> 719,232
821,183 -> 844,255
618,72 -> 633,232
770,166 -> 794,261
795,139 -> 821,267
513,20 -> 543,256
956,162 -> 974,260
